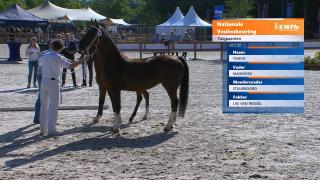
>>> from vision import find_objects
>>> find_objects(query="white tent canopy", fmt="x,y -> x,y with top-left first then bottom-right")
108,18 -> 131,26
103,18 -> 131,33
28,1 -> 106,21
157,7 -> 184,26
156,7 -> 185,36
173,6 -> 211,27
156,6 -> 210,39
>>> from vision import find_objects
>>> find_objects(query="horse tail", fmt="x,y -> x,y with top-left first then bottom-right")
178,56 -> 189,117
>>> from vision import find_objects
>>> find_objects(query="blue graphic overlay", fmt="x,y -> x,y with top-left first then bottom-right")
222,42 -> 304,113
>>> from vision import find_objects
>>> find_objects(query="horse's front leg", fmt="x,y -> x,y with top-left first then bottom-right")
108,89 -> 121,133
163,87 -> 178,132
94,85 -> 107,122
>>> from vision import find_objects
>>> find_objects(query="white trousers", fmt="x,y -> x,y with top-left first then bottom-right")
40,78 -> 59,134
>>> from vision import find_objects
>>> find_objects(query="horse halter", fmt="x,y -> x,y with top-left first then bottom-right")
83,27 -> 102,58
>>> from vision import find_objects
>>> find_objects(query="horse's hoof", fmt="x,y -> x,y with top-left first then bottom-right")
93,115 -> 101,123
142,115 -> 147,120
111,128 -> 120,134
178,113 -> 184,118
163,126 -> 173,132
128,118 -> 133,124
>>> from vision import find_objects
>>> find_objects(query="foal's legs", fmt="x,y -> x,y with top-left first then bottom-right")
142,91 -> 149,120
108,89 -> 121,133
94,85 -> 107,122
129,92 -> 142,123
129,90 -> 149,123
163,86 -> 179,132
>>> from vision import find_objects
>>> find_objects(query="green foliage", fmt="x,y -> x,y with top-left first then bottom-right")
314,52 -> 320,60
50,0 -> 83,9
24,0 -> 43,9
304,54 -> 320,64
0,0 -> 26,11
224,0 -> 255,18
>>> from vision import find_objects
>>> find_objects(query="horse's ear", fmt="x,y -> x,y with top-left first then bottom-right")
90,19 -> 93,25
94,19 -> 99,27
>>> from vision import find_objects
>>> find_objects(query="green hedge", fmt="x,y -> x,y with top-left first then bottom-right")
305,52 -> 320,64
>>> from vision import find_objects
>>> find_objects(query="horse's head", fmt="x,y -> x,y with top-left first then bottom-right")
79,20 -> 101,52
79,19 -> 120,57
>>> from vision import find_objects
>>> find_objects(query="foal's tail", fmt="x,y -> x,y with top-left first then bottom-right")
178,57 -> 189,117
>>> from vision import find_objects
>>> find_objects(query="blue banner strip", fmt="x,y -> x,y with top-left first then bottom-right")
228,48 -> 304,55
228,63 -> 304,70
228,78 -> 304,85
228,93 -> 304,100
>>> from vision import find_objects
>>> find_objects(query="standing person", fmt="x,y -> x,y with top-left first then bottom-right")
55,34 -> 62,40
61,33 -> 78,87
39,39 -> 86,136
159,33 -> 167,55
181,31 -> 192,59
81,57 -> 93,87
169,30 -> 178,56
33,41 -> 53,124
25,37 -> 41,88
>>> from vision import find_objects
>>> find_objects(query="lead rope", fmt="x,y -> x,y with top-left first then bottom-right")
60,88 -> 62,104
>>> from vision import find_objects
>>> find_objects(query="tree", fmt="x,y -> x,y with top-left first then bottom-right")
24,0 -> 43,9
224,0 -> 256,18
0,0 -> 26,11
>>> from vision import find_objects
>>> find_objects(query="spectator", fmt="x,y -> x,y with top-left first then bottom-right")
56,34 -> 62,40
159,33 -> 168,55
169,31 -> 178,56
61,33 -> 78,87
121,30 -> 126,39
181,32 -> 193,59
25,37 -> 41,88
81,57 -> 93,87
169,31 -> 177,42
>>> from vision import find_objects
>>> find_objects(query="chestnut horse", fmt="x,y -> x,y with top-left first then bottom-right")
79,21 -> 189,133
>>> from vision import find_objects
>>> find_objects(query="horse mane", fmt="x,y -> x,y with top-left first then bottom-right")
100,29 -> 122,58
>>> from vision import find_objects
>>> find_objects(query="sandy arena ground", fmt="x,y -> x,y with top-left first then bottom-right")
0,44 -> 319,179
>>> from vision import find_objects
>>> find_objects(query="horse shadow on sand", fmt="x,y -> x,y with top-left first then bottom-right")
2,121 -> 177,169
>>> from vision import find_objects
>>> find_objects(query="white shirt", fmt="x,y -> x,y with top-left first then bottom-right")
40,51 -> 71,80
37,49 -> 52,75
25,46 -> 41,61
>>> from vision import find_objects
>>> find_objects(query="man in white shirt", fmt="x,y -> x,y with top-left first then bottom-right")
33,42 -> 53,124
39,39 -> 86,136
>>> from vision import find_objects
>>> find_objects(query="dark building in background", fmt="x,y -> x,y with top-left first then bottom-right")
255,0 -> 318,39
304,0 -> 320,39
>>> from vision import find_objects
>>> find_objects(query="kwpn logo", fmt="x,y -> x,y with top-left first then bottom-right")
274,22 -> 299,31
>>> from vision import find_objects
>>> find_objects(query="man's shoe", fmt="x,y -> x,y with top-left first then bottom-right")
61,84 -> 65,87
33,119 -> 39,124
48,130 -> 60,136
33,84 -> 38,88
27,84 -> 31,88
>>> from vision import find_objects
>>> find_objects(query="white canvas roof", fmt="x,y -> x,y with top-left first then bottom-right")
157,7 -> 184,26
109,18 -> 131,26
28,1 -> 106,21
173,6 -> 211,27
